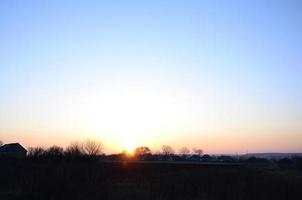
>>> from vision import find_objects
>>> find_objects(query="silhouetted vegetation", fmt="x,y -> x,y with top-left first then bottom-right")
178,146 -> 190,158
193,148 -> 203,156
134,146 -> 152,160
0,142 -> 302,199
83,140 -> 103,157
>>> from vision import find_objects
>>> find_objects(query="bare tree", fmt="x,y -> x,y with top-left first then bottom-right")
193,148 -> 203,156
179,147 -> 190,156
161,145 -> 175,155
65,141 -> 84,157
83,140 -> 102,156
46,145 -> 64,157
28,147 -> 46,158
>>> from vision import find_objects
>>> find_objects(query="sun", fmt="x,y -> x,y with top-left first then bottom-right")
125,144 -> 135,154
77,86 -> 187,152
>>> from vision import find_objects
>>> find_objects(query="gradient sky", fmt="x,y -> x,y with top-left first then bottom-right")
1,0 -> 302,154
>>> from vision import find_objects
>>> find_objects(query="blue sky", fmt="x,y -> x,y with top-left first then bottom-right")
0,0 -> 301,153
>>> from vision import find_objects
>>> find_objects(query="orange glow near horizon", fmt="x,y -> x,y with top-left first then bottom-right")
1,112 -> 302,155
1,85 -> 302,154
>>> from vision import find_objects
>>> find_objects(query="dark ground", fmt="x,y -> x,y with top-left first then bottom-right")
0,159 -> 301,200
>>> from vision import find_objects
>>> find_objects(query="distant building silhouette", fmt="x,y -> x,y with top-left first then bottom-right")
0,143 -> 27,157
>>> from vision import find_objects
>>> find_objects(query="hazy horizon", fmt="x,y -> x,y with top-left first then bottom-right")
1,0 -> 302,154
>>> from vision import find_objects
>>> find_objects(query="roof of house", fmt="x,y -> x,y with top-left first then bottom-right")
0,143 -> 27,153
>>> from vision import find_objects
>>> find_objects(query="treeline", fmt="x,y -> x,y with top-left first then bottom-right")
1,139 -> 302,169
21,141 -> 302,170
23,141 -> 205,161
27,140 -> 102,160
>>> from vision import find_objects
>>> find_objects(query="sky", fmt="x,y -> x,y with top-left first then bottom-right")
0,0 -> 302,154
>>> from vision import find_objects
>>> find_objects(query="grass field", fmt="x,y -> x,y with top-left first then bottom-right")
0,158 -> 301,200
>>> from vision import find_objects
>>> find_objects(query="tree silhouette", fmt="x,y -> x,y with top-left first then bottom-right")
28,147 -> 46,158
193,148 -> 203,156
65,141 -> 84,158
134,146 -> 151,157
46,146 -> 64,158
83,140 -> 102,156
134,146 -> 152,160
161,145 -> 175,155
179,147 -> 190,157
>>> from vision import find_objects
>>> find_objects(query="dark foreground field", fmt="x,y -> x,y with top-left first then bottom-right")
0,159 -> 301,200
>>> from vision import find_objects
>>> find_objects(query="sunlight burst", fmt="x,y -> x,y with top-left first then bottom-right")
74,85 -> 189,151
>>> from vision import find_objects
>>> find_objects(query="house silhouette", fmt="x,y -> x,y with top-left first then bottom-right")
0,143 -> 27,157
